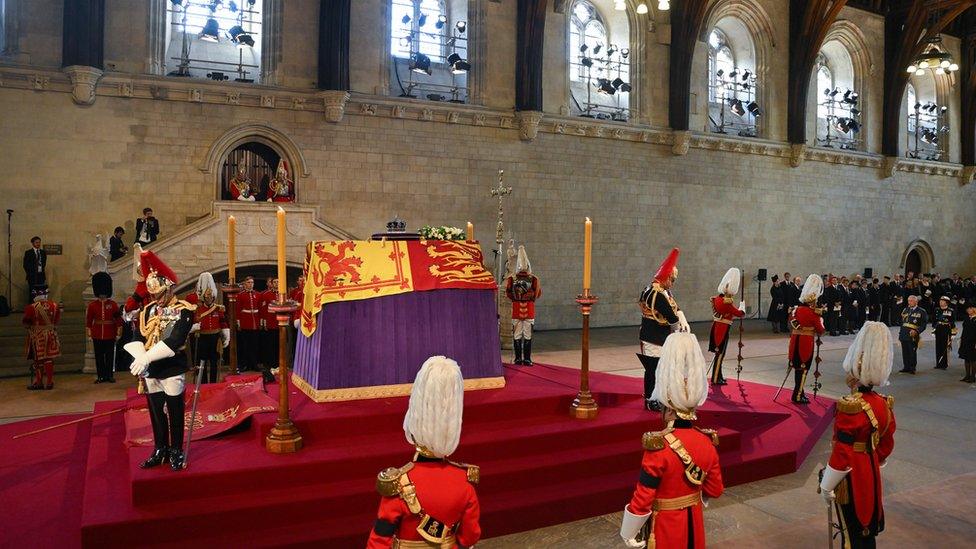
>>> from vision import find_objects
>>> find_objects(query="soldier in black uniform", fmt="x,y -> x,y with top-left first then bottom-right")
637,248 -> 688,412
933,296 -> 956,371
879,276 -> 892,325
959,303 -> 976,383
898,295 -> 928,375
824,277 -> 843,336
767,275 -> 783,333
848,279 -> 866,331
123,249 -> 195,471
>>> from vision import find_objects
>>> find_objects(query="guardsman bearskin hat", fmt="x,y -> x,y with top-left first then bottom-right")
842,321 -> 893,387
92,272 -> 113,298
717,267 -> 740,296
650,332 -> 708,420
403,356 -> 464,458
653,247 -> 680,284
515,245 -> 532,274
800,274 -> 824,304
197,272 -> 217,301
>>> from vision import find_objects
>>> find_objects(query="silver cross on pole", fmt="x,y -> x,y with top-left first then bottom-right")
490,170 -> 512,288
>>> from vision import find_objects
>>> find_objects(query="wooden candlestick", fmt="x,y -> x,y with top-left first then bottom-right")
220,282 -> 240,376
266,297 -> 303,454
571,289 -> 599,419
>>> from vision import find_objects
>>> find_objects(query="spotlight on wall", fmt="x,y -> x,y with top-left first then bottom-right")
596,78 -> 616,95
747,101 -> 761,116
409,53 -> 432,75
435,14 -> 447,30
401,14 -> 411,25
418,13 -> 428,27
614,0 -> 627,11
456,21 -> 466,33
447,53 -> 470,74
200,17 -> 221,42
656,0 -> 670,11
730,99 -> 746,117
228,25 -> 255,47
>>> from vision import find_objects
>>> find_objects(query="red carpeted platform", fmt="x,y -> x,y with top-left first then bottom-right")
0,363 -> 834,548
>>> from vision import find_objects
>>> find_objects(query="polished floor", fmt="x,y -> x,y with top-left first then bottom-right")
1,320 -> 973,548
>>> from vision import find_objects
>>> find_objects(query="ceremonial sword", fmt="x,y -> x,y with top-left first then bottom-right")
182,357 -> 207,470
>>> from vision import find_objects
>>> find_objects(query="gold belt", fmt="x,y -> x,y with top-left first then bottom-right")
791,328 -> 815,336
903,323 -> 918,329
852,442 -> 871,453
652,492 -> 701,511
392,537 -> 456,549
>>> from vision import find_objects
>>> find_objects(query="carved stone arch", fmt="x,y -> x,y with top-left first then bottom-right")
899,239 -> 936,273
622,1 -> 649,123
200,122 -> 310,200
818,19 -> 873,149
701,0 -> 775,137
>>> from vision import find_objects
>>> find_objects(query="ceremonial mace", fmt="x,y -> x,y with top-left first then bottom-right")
265,207 -> 302,453
571,218 -> 598,419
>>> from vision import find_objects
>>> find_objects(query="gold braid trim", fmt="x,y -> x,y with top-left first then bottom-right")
642,428 -> 673,451
138,299 -> 195,351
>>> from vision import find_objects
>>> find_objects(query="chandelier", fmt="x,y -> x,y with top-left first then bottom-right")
906,36 -> 958,76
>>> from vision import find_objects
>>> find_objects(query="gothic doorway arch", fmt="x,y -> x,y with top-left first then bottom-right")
905,249 -> 922,278
900,239 -> 935,276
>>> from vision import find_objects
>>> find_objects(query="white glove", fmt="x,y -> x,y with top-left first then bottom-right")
821,488 -> 835,505
702,495 -> 710,508
293,319 -> 300,329
130,356 -> 148,377
123,341 -> 147,361
676,311 -> 691,333
739,301 -> 746,312
619,505 -> 650,547
623,538 -> 644,548
819,464 -> 849,506
221,328 -> 231,348
190,323 -> 201,333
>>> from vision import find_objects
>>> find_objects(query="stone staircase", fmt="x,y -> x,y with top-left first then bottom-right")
0,309 -> 87,378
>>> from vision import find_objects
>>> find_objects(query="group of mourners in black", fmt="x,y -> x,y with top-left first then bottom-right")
766,271 -> 976,335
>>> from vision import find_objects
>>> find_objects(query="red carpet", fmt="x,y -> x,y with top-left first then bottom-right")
0,364 -> 833,548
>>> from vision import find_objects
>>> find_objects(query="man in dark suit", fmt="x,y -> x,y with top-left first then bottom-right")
22,236 -> 46,303
109,226 -> 128,261
134,207 -> 160,247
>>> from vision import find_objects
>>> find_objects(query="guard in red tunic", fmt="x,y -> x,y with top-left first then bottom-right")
788,274 -> 827,404
260,277 -> 280,375
820,321 -> 896,548
637,248 -> 690,412
190,272 -> 229,384
367,356 -> 481,549
620,332 -> 724,549
87,272 -> 121,384
235,276 -> 272,383
708,268 -> 745,386
289,274 -> 305,328
504,246 -> 541,366
24,285 -> 61,390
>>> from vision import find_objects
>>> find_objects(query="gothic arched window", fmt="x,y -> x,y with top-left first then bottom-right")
816,62 -> 833,120
163,0 -> 265,82
707,29 -> 735,103
390,0 -> 446,59
569,1 -> 608,82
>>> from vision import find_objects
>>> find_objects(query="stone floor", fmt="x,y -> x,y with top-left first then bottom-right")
1,320 -> 973,547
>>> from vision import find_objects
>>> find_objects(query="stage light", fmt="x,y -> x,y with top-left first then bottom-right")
615,1 -> 627,11
228,25 -> 254,47
399,36 -> 410,47
936,67 -> 945,75
729,69 -> 738,79
828,88 -> 839,97
717,69 -> 725,78
402,14 -> 410,25
919,60 -> 930,69
427,93 -> 445,101
850,107 -> 861,116
447,53 -> 470,74
620,82 -> 632,93
435,15 -> 447,30
747,101 -> 761,116
581,57 -> 593,67
579,44 -> 588,53
637,3 -> 649,15
848,119 -> 860,133
742,69 -> 751,80
207,71 -> 229,81
418,13 -> 427,27
949,63 -> 959,71
456,21 -> 466,33
620,48 -> 630,59
593,44 -> 602,54
228,1 -> 238,12
730,99 -> 745,117
940,106 -> 948,114
410,53 -> 432,75
612,77 -> 625,89
200,17 -> 220,42
596,78 -> 616,95
834,117 -> 851,133
915,69 -> 925,76
940,59 -> 951,68
657,0 -> 669,11
824,88 -> 831,96
907,64 -> 917,73
607,45 -> 617,56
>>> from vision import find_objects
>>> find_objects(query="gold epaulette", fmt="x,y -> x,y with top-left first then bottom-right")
836,394 -> 864,414
447,460 -> 480,485
174,299 -> 197,312
642,428 -> 673,451
695,427 -> 720,447
722,296 -> 734,304
376,462 -> 414,497
884,395 -> 894,409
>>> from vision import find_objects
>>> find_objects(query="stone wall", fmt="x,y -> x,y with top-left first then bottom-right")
0,1 -> 974,328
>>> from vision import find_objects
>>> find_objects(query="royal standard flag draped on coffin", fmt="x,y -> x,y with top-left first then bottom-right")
300,240 -> 497,336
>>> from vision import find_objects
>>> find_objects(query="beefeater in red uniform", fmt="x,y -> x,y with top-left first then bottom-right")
367,356 -> 481,549
87,272 -> 121,383
620,332 -> 724,549
788,274 -> 827,404
504,245 -> 541,366
708,268 -> 745,386
24,285 -> 61,390
820,321 -> 896,548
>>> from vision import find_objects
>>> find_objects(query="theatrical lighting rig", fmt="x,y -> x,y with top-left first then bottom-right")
393,6 -> 470,104
166,0 -> 259,82
908,101 -> 949,161
817,87 -> 861,149
709,66 -> 761,137
574,42 -> 632,122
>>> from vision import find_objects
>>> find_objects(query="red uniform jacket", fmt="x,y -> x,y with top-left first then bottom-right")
23,300 -> 62,360
829,390 -> 896,531
194,303 -> 228,334
288,286 -> 304,322
505,274 -> 541,320
708,295 -> 744,351
367,458 -> 481,549
236,290 -> 265,331
788,305 -> 826,364
86,299 -> 121,340
628,423 -> 724,549
184,291 -> 199,305
260,289 -> 278,330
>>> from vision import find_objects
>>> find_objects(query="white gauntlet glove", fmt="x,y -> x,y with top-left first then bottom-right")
221,328 -> 231,348
190,323 -> 201,333
130,356 -> 148,377
819,465 -> 849,506
676,311 -> 691,333
739,301 -> 746,313
293,319 -> 300,330
620,505 -> 650,548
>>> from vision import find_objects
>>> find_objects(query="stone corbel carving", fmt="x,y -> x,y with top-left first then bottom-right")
789,143 -> 806,168
671,130 -> 691,156
881,156 -> 899,179
63,66 -> 102,105
959,166 -> 975,185
321,90 -> 350,123
516,111 -> 543,141
392,104 -> 406,118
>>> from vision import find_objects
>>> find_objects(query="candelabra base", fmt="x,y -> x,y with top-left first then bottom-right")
265,418 -> 303,454
570,391 -> 599,419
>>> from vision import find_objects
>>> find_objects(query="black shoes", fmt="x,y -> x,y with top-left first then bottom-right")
523,340 -> 533,366
713,378 -> 728,386
141,448 -> 169,469
168,448 -> 186,471
644,399 -> 662,412
792,393 -> 810,405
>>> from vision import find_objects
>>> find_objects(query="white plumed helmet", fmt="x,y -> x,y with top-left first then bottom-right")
717,267 -> 740,296
842,321 -> 893,387
403,356 -> 464,458
800,274 -> 824,304
650,333 -> 709,420
196,272 -> 217,301
515,245 -> 532,274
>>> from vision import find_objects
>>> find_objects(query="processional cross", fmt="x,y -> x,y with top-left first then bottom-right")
490,170 -> 512,280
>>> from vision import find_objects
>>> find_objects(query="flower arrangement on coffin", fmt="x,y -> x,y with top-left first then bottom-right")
418,225 -> 466,241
